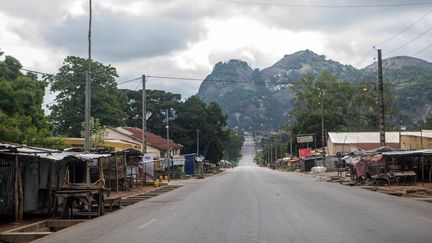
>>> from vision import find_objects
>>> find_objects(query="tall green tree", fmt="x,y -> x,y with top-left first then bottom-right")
0,52 -> 54,145
224,129 -> 244,164
170,96 -> 228,163
123,89 -> 182,135
290,71 -> 397,148
48,56 -> 128,136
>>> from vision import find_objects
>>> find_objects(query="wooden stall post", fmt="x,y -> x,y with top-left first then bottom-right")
13,156 -> 24,221
107,158 -> 111,189
143,160 -> 146,189
97,159 -> 103,181
422,155 -> 425,186
115,155 -> 119,192
123,153 -> 128,191
47,161 -> 53,216
429,157 -> 432,182
14,156 -> 19,221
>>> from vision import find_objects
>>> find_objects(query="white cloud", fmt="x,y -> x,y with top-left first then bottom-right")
1,0 -> 431,111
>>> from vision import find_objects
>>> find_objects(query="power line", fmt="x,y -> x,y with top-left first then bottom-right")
355,47 -> 375,67
386,26 -> 432,55
147,74 -> 380,85
147,75 -> 202,81
0,62 -> 53,76
133,80 -> 142,91
217,0 -> 432,8
117,77 -> 141,85
412,42 -> 432,56
0,62 -> 143,87
376,8 -> 432,47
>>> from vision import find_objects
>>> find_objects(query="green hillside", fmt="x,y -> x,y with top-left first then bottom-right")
198,50 -> 432,131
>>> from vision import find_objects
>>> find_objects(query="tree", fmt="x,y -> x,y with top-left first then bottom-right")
0,53 -> 66,148
81,117 -> 108,147
170,96 -> 228,163
123,89 -> 182,135
290,71 -> 398,148
224,129 -> 244,164
48,56 -> 128,137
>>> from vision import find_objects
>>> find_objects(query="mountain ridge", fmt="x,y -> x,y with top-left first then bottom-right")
197,50 -> 432,131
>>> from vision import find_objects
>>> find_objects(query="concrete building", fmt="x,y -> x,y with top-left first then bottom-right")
105,127 -> 182,159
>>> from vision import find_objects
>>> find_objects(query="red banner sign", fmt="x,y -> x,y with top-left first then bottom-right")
299,148 -> 312,157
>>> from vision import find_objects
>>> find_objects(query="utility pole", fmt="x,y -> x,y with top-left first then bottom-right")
196,129 -> 200,155
280,142 -> 283,159
270,143 -> 273,163
142,75 -> 147,154
399,118 -> 402,149
267,144 -> 269,164
84,0 -> 92,153
141,75 -> 147,185
320,88 -> 326,163
290,135 -> 293,159
377,49 -> 386,146
165,109 -> 170,181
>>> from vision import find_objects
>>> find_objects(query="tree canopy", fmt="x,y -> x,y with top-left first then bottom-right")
124,89 -> 182,135
48,56 -> 128,137
172,96 -> 228,163
0,52 -> 65,148
124,90 -> 238,163
289,71 -> 398,149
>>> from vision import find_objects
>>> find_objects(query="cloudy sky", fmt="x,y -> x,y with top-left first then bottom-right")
1,0 -> 432,108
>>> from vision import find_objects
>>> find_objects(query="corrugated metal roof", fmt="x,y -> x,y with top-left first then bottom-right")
0,142 -> 111,161
382,149 -> 432,156
0,143 -> 59,153
6,151 -> 112,161
328,132 -> 400,144
328,131 -> 432,144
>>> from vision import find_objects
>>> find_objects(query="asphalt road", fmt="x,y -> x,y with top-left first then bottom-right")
37,137 -> 432,243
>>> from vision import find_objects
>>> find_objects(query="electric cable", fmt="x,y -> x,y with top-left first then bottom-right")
117,77 -> 141,85
376,8 -> 432,47
386,26 -> 432,55
217,0 -> 432,8
412,42 -> 432,56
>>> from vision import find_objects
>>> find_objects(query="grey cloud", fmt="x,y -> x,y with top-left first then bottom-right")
42,9 -> 204,62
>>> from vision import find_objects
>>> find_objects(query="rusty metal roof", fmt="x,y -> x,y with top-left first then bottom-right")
0,142 -> 112,161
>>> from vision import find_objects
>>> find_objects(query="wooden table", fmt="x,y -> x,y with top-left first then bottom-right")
52,189 -> 103,219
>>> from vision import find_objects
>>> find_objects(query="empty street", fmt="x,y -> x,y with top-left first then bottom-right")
36,138 -> 432,243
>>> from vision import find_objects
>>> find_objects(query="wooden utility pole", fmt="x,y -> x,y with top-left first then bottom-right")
84,0 -> 92,152
166,109 -> 171,181
141,75 -> 147,185
320,88 -> 326,162
142,75 -> 147,154
377,49 -> 386,146
270,143 -> 273,163
196,129 -> 200,155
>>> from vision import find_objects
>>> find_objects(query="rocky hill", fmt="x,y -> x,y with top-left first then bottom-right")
197,50 -> 432,131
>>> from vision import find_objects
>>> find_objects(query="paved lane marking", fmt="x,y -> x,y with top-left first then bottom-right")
138,218 -> 157,229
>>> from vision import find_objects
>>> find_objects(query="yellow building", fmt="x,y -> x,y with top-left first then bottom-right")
64,137 -> 141,151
